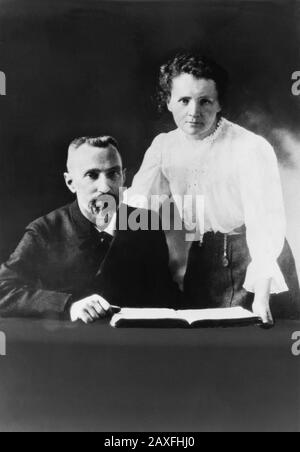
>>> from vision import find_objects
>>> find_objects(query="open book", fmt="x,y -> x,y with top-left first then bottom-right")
110,307 -> 262,328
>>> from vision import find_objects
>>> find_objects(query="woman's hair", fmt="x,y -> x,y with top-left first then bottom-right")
158,53 -> 229,111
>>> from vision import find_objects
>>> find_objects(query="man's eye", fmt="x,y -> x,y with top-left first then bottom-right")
86,172 -> 98,180
107,171 -> 120,180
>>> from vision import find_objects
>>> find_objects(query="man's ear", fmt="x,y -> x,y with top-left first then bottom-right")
64,172 -> 76,194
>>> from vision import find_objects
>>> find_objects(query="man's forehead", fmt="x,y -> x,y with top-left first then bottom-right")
172,74 -> 218,97
68,144 -> 122,171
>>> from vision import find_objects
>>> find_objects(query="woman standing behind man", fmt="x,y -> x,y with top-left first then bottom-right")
126,53 -> 300,325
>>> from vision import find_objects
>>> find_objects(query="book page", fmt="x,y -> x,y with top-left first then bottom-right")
180,307 -> 260,325
111,308 -> 179,327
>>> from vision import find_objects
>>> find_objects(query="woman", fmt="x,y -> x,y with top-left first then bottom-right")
126,53 -> 300,325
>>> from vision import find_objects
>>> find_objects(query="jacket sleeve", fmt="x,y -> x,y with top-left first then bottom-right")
0,227 -> 72,319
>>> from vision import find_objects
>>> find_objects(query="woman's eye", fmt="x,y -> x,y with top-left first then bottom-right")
180,98 -> 190,105
201,99 -> 212,106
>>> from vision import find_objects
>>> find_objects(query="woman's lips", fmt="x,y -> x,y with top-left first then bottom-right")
187,122 -> 203,127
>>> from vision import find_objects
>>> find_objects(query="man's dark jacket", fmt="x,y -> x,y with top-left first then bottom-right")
0,202 -> 179,319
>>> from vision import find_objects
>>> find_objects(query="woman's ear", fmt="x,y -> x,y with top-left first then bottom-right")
167,96 -> 173,113
64,172 -> 76,194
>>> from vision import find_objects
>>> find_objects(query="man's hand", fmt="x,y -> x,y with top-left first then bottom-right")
70,294 -> 112,324
252,278 -> 274,326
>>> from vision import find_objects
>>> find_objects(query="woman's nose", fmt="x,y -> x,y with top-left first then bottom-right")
188,100 -> 201,117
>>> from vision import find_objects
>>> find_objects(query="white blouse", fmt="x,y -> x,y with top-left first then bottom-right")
125,118 -> 288,294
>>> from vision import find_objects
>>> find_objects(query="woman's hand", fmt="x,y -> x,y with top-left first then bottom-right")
252,278 -> 274,326
252,295 -> 274,326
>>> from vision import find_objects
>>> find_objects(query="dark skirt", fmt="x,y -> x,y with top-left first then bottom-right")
184,230 -> 300,319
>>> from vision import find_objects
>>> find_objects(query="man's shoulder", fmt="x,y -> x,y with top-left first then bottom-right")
120,204 -> 161,221
118,204 -> 162,235
26,203 -> 73,236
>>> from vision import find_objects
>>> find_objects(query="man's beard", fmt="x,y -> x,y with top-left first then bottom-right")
88,194 -> 118,229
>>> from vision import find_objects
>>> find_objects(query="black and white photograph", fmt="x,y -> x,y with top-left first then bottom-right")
0,0 -> 300,434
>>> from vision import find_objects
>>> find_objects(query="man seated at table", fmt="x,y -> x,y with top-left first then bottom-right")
0,136 -> 179,323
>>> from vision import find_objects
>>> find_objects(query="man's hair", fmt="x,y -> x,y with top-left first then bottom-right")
69,135 -> 120,152
67,135 -> 122,171
158,52 -> 229,111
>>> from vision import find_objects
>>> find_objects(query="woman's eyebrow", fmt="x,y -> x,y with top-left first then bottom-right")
178,95 -> 213,100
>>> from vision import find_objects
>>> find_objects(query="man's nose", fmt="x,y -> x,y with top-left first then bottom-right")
96,174 -> 110,193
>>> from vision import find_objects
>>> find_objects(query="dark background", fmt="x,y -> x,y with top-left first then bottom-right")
0,0 -> 300,265
0,1 -> 300,433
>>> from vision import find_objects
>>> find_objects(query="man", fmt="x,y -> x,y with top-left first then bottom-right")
0,136 -> 179,323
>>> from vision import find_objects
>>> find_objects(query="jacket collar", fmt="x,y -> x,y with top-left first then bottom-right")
70,200 -> 96,240
70,200 -> 136,240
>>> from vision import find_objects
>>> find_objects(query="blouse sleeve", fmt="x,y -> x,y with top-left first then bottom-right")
237,136 -> 288,294
124,134 -> 171,211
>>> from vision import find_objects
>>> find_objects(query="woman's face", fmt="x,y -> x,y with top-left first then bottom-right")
167,73 -> 221,140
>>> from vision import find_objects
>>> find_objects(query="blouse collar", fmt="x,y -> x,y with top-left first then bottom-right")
178,117 -> 227,146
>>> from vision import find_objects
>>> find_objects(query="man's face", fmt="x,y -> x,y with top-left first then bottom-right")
65,144 -> 125,230
168,74 -> 221,140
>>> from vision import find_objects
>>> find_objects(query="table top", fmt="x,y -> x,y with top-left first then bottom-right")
1,317 -> 299,347
0,318 -> 299,432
